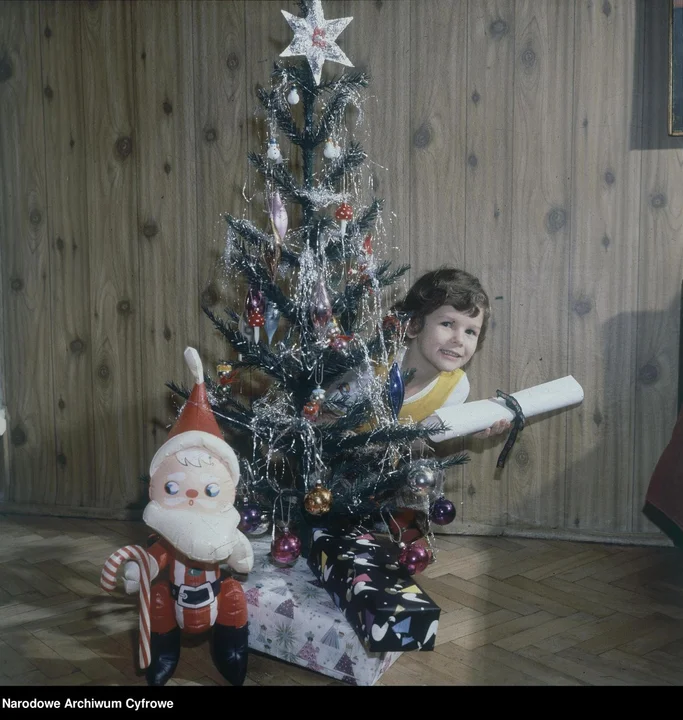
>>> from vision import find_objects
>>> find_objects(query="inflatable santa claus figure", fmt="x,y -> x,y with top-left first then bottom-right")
118,347 -> 254,686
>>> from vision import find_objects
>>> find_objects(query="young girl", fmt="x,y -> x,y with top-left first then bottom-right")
391,267 -> 509,441
328,267 -> 510,442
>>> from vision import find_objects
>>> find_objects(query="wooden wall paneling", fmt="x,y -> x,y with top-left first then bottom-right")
80,0 -> 143,510
341,0 -> 411,284
460,0 -> 514,529
633,0 -> 683,532
567,0 -> 642,533
132,0 -> 199,468
194,0 -> 248,374
409,0 -> 469,530
507,0 -> 574,531
40,1 -> 96,508
0,1 -> 56,505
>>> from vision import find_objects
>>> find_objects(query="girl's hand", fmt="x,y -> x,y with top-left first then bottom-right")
472,419 -> 511,440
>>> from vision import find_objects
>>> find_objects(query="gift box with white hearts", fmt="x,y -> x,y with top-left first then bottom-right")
306,527 -> 441,652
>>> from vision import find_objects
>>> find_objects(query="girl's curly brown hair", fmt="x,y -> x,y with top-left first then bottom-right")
393,267 -> 491,345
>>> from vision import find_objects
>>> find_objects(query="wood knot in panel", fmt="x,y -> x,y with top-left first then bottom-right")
546,207 -> 566,233
604,170 -> 615,185
638,362 -> 659,385
471,90 -> 480,104
521,47 -> 536,68
29,209 -> 42,227
201,285 -> 219,307
489,19 -> 509,39
467,153 -> 478,168
58,398 -> 66,410
514,449 -> 530,468
117,299 -> 131,315
142,221 -> 158,238
44,85 -> 53,100
56,453 -> 67,469
70,338 -> 85,355
602,1 -> 612,17
572,298 -> 592,316
204,128 -> 217,143
412,122 -> 431,149
163,99 -> 172,115
163,325 -> 172,341
650,193 -> 667,209
97,364 -> 110,380
163,162 -> 171,174
11,426 -> 27,446
226,52 -> 240,71
115,136 -> 133,159
10,277 -> 23,292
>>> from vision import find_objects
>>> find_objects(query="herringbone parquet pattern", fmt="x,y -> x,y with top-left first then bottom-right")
1,514 -> 682,686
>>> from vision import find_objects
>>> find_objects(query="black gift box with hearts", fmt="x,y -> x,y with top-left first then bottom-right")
306,527 -> 441,652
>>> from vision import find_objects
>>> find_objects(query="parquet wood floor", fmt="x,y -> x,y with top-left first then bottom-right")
1,514 -> 681,686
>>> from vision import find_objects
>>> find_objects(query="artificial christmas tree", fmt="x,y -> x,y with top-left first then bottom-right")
171,0 -> 466,571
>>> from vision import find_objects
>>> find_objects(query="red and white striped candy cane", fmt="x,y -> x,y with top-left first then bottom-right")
100,545 -> 152,669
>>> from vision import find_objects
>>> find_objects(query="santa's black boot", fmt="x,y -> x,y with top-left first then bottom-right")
211,623 -> 249,686
146,627 -> 181,686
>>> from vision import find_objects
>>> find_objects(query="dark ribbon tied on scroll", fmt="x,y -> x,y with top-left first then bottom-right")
495,390 -> 526,468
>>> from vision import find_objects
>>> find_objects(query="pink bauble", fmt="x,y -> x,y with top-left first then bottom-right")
271,530 -> 302,566
398,542 -> 430,576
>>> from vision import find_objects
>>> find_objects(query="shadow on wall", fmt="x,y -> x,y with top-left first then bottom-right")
548,291 -> 682,540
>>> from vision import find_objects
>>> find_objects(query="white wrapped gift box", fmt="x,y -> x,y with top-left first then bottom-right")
241,537 -> 402,686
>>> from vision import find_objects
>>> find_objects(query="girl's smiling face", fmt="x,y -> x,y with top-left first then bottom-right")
405,304 -> 484,378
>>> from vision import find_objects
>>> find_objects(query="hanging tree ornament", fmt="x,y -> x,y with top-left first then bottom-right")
386,361 -> 405,420
264,301 -> 281,345
271,527 -> 302,566
287,85 -> 300,105
398,541 -> 431,576
267,190 -> 288,242
310,277 -> 333,334
265,191 -> 287,280
406,462 -> 438,499
335,202 -> 353,237
324,137 -> 340,159
430,495 -> 457,526
280,0 -> 354,86
304,479 -> 333,515
245,287 -> 266,344
266,138 -> 283,163
216,362 -> 239,396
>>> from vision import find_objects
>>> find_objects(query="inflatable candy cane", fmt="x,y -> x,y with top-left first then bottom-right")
100,545 -> 152,669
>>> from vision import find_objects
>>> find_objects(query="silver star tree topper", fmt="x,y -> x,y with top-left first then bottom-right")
280,0 -> 353,85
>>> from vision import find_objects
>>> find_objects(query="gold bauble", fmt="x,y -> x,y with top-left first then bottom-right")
304,483 -> 333,515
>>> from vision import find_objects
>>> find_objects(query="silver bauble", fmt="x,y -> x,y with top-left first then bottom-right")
406,464 -> 437,498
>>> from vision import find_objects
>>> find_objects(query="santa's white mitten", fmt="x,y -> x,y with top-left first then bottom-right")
123,562 -> 140,594
222,531 -> 255,575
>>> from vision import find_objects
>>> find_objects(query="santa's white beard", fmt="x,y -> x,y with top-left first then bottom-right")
143,501 -> 241,564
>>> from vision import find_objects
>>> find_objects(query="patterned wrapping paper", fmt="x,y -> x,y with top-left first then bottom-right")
241,537 -> 402,686
306,528 -> 441,653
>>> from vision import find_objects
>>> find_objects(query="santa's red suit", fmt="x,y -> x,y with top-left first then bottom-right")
146,536 -> 248,635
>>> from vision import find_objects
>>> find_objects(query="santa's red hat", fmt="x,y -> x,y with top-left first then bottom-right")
149,347 -> 240,481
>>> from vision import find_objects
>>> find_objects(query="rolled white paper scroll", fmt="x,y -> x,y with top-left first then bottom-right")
428,375 -> 584,442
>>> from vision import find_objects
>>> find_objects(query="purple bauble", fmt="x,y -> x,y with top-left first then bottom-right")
430,496 -> 456,526
271,529 -> 302,566
238,502 -> 262,533
398,542 -> 430,576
